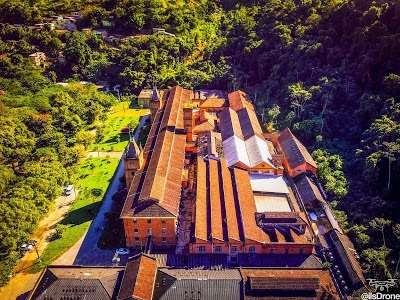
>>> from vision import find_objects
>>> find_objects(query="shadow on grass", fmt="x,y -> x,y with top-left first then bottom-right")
104,133 -> 129,144
60,202 -> 100,226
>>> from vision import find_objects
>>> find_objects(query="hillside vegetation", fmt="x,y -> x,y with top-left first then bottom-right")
0,0 -> 399,285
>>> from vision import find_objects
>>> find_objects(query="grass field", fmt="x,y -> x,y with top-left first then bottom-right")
30,157 -> 119,272
89,101 -> 149,152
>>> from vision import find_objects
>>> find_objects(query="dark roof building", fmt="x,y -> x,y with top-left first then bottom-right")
240,268 -> 338,299
327,229 -> 366,290
28,266 -> 124,300
295,174 -> 324,208
153,269 -> 242,300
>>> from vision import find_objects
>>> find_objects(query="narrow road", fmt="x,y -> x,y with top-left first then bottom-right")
73,114 -> 149,265
0,192 -> 78,300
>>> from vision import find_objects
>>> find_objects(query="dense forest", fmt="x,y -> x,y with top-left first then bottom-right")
0,0 -> 399,286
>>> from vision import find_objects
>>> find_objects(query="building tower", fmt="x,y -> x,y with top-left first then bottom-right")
124,137 -> 143,189
149,86 -> 162,122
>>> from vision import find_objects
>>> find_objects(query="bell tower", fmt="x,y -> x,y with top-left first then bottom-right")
123,137 -> 143,189
149,86 -> 162,123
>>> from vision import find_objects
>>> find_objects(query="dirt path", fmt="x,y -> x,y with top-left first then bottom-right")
0,192 -> 77,300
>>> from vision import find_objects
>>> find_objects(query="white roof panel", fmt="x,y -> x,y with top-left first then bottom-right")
222,136 -> 250,167
254,194 -> 292,212
245,135 -> 273,167
250,173 -> 289,194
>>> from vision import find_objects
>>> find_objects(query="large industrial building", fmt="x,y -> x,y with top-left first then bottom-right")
28,85 -> 366,300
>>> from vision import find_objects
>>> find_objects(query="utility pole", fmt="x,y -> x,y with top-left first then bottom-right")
28,240 -> 40,262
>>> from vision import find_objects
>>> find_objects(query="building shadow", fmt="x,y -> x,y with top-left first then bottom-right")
16,290 -> 31,300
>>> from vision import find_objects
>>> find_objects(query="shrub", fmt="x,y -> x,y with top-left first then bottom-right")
91,187 -> 103,197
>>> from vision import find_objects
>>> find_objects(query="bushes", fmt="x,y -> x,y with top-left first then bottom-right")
91,188 -> 103,197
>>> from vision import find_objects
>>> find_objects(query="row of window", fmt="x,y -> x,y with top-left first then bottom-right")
133,228 -> 167,235
134,237 -> 167,242
133,219 -> 166,224
197,246 -> 305,254
197,245 -> 246,253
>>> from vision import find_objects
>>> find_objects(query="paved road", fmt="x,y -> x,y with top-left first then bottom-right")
73,114 -> 149,265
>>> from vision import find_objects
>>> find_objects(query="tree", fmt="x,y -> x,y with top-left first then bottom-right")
288,82 -> 312,119
369,218 -> 391,248
312,149 -> 348,199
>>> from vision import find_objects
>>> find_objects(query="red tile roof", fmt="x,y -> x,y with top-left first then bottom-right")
195,157 -> 208,241
118,254 -> 157,300
199,97 -> 226,109
220,159 -> 241,242
278,128 -> 317,170
232,168 -> 270,243
228,90 -> 254,111
193,120 -> 215,134
121,86 -> 188,218
209,159 -> 224,241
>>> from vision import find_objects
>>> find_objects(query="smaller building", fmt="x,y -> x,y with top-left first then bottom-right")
295,174 -> 325,209
117,253 -> 157,300
28,266 -> 124,300
29,52 -> 47,66
327,229 -> 366,290
138,88 -> 162,108
277,128 -> 317,177
240,268 -> 339,299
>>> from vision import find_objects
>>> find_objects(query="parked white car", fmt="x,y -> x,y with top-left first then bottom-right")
20,243 -> 33,253
115,248 -> 129,255
64,185 -> 74,196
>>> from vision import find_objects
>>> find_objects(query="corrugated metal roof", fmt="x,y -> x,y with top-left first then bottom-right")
29,266 -> 124,300
160,269 -> 242,280
250,174 -> 289,194
153,269 -> 242,300
254,194 -> 291,213
295,174 -> 324,205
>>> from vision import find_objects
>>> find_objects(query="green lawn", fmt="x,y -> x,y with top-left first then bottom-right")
89,101 -> 149,152
30,157 -> 119,272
